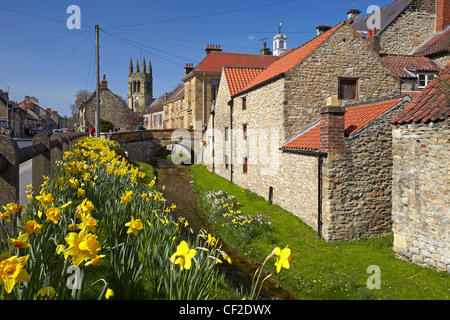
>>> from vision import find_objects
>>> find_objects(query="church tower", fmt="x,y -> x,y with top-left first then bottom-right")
128,58 -> 153,114
273,23 -> 287,56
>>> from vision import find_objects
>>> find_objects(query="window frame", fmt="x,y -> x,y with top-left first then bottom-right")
338,77 -> 358,100
418,73 -> 436,89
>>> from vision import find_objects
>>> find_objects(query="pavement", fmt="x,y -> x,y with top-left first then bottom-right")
13,137 -> 33,206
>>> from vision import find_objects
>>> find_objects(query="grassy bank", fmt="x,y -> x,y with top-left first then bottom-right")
189,164 -> 450,300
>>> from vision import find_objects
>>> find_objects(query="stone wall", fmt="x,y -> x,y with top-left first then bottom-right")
392,118 -> 449,272
380,0 -> 437,55
321,101 -> 406,241
283,23 -> 400,140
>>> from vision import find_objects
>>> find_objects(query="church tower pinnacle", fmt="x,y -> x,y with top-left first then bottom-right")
128,57 -> 153,114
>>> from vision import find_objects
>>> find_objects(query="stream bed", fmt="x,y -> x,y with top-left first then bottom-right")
151,157 -> 296,300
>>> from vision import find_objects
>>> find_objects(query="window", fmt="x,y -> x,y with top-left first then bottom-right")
338,78 -> 358,100
225,154 -> 229,170
242,97 -> 247,111
279,40 -> 285,49
224,126 -> 229,142
243,156 -> 248,174
211,79 -> 220,101
243,124 -> 247,140
418,73 -> 435,88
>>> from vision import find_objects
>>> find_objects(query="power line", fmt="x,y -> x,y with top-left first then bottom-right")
0,30 -> 91,52
26,33 -> 93,94
103,0 -> 297,29
0,6 -> 68,24
101,30 -> 191,67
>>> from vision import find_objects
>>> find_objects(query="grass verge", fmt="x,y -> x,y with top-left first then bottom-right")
189,164 -> 450,300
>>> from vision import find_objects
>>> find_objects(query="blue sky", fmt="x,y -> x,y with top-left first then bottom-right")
0,0 -> 393,117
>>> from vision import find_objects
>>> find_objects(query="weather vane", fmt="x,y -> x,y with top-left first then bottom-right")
279,22 -> 282,34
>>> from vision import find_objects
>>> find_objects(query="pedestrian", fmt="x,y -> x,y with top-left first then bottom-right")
90,126 -> 95,137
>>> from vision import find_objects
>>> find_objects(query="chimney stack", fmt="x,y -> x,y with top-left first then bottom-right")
436,0 -> 450,32
101,74 -> 108,89
366,27 -> 381,54
46,108 -> 52,113
185,63 -> 194,75
347,9 -> 361,22
205,44 -> 223,56
260,41 -> 272,55
316,25 -> 332,36
320,96 -> 346,153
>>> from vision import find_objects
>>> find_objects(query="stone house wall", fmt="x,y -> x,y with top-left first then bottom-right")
321,101 -> 406,241
81,89 -> 143,132
392,118 -> 449,272
283,23 -> 400,140
380,0 -> 437,55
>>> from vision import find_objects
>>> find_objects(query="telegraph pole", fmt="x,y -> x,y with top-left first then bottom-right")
95,24 -> 100,138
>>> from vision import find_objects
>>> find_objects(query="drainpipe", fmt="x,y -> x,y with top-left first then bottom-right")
228,99 -> 234,183
211,107 -> 215,173
317,154 -> 323,238
203,73 -> 206,125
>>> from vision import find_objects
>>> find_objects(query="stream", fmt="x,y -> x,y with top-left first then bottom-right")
151,156 -> 296,300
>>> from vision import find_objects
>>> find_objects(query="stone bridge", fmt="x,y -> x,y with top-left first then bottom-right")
109,129 -> 202,164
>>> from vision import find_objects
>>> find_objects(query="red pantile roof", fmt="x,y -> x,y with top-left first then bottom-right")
235,22 -> 344,96
223,67 -> 266,96
192,51 -> 278,74
412,27 -> 450,57
391,64 -> 450,124
381,55 -> 443,79
283,98 -> 404,151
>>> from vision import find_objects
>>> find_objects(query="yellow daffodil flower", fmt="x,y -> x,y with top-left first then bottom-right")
78,214 -> 98,233
45,207 -> 62,224
37,286 -> 55,297
35,191 -> 53,208
77,188 -> 85,198
125,217 -> 143,236
0,255 -> 29,293
170,240 -> 197,271
120,190 -> 133,204
24,219 -> 42,235
7,234 -> 31,249
274,246 -> 291,273
64,230 -> 101,266
105,288 -> 114,299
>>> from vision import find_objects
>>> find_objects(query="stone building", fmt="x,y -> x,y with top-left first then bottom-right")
144,102 -> 164,130
205,20 -> 405,241
128,58 -> 153,114
180,45 -> 278,130
391,64 -> 449,272
352,0 -> 449,56
163,84 -> 186,129
0,90 -> 26,136
381,54 -> 443,92
410,25 -> 450,66
79,75 -> 143,132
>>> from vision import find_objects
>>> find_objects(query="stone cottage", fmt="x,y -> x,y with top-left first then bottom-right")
391,64 -> 449,272
381,54 -> 443,92
281,96 -> 410,241
181,46 -> 278,131
205,20 -> 404,241
410,25 -> 450,66
79,75 -> 143,132
351,0 -> 448,56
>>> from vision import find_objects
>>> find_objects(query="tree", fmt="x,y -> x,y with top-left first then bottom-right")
70,89 -> 92,117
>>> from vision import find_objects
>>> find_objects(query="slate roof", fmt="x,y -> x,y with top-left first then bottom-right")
381,55 -> 443,79
283,98 -> 405,151
391,64 -> 450,124
191,51 -> 278,74
352,0 -> 412,36
234,22 -> 344,96
411,26 -> 450,58
223,67 -> 267,96
164,84 -> 184,104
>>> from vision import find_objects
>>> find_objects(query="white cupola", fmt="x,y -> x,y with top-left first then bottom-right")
273,22 -> 287,56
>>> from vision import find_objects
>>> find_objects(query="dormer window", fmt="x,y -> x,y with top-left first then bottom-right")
418,73 -> 435,89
